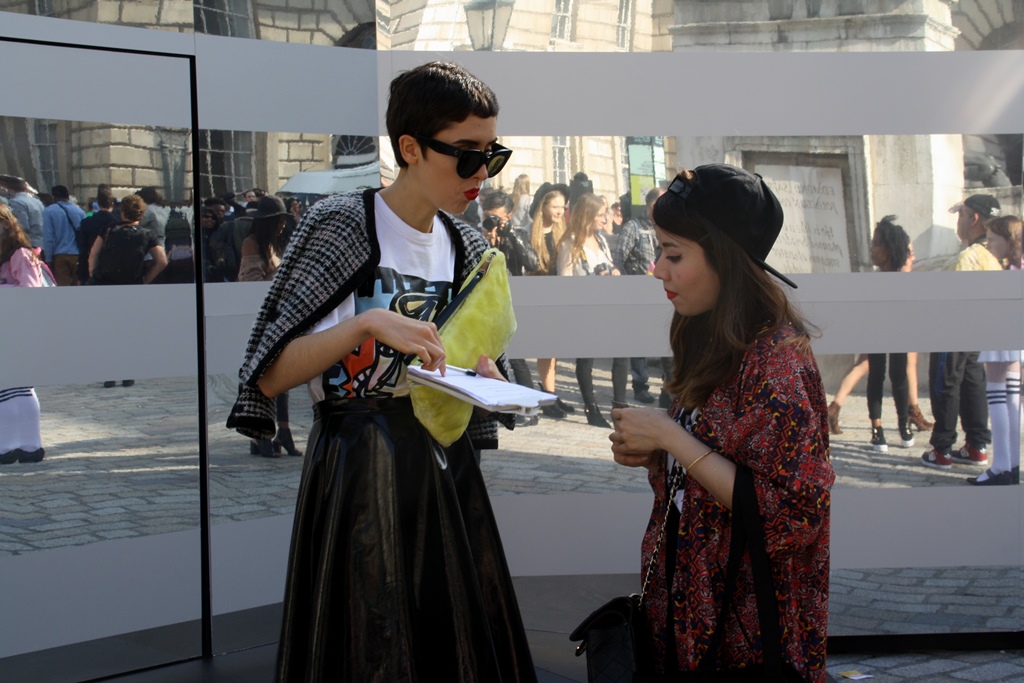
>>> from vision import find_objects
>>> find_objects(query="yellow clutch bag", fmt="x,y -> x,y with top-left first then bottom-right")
410,248 -> 517,446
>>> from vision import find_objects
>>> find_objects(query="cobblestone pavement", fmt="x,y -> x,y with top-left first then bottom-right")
827,650 -> 1024,682
2,361 -> 1023,678
2,359 -> 1007,553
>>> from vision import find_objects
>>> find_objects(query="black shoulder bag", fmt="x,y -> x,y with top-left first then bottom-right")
569,466 -> 684,683
570,465 -> 809,683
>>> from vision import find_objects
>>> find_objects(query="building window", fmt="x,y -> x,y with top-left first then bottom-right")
550,0 -> 575,41
618,137 -> 629,190
552,135 -> 570,185
34,0 -> 55,16
198,129 -> 256,200
333,135 -> 378,168
615,0 -> 633,49
194,0 -> 254,39
32,120 -> 60,192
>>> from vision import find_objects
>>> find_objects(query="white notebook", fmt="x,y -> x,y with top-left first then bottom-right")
407,365 -> 559,415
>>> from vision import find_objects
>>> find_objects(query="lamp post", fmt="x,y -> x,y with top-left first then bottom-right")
463,0 -> 515,51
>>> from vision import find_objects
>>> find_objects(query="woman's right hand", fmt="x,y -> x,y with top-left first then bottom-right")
362,308 -> 447,372
609,406 -> 681,472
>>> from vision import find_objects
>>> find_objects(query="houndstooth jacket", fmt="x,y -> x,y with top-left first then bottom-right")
227,188 -> 512,446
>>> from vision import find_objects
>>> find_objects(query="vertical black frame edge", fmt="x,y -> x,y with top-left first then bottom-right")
188,53 -> 214,660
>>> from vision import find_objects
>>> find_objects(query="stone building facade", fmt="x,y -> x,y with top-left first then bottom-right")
657,0 -> 1023,271
0,0 -> 193,32
0,1 -> 374,205
386,0 -> 666,212
1,0 -> 1020,236
0,116 -> 192,206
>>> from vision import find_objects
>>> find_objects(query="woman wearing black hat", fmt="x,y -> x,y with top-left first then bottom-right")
609,165 -> 834,682
239,196 -> 302,457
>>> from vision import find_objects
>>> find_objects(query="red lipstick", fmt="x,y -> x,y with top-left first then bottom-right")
665,291 -> 678,300
464,188 -> 479,200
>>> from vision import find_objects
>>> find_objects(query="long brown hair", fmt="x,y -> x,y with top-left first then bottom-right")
530,190 -> 566,273
987,215 -> 1023,269
0,205 -> 33,268
652,175 -> 815,409
559,193 -> 606,270
511,173 -> 530,205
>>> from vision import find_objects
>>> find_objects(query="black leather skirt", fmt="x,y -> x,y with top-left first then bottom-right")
275,397 -> 536,682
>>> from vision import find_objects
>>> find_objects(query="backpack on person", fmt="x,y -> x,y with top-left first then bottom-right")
164,209 -> 192,257
92,225 -> 150,285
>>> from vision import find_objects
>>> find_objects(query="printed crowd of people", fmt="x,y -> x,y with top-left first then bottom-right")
2,166 -> 1020,479
824,194 -> 1023,486
0,175 -> 311,463
455,171 -> 677,432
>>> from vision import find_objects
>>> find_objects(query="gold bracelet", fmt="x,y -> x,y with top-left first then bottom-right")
686,449 -> 714,474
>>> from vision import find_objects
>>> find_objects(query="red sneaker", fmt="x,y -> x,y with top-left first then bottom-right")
921,447 -> 952,470
950,443 -> 987,465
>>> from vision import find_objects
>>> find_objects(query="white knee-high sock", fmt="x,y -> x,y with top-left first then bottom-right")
988,382 -> 1010,475
1007,372 -> 1021,470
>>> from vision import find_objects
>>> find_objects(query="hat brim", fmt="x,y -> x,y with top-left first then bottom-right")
751,255 -> 798,289
254,211 -> 289,219
949,202 -> 964,214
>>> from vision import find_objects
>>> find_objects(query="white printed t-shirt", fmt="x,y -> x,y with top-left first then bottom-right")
307,193 -> 455,403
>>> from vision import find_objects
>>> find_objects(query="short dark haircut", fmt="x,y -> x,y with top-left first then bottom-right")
204,197 -> 228,209
96,187 -> 115,209
386,61 -> 499,169
873,215 -> 910,272
481,190 -> 513,213
137,186 -> 164,205
51,185 -> 70,200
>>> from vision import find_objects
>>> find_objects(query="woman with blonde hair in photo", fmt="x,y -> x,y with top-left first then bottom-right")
556,192 -> 628,428
509,173 -> 532,230
529,187 -> 575,418
0,205 -> 48,464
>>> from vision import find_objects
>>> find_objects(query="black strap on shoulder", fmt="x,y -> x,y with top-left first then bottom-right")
58,202 -> 80,232
699,464 -> 784,677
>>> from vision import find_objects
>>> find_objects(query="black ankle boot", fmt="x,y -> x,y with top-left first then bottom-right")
252,439 -> 277,458
273,426 -> 302,457
584,403 -> 611,429
541,402 -> 566,419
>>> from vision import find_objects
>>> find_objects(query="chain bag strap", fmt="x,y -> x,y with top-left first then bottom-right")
569,462 -> 686,683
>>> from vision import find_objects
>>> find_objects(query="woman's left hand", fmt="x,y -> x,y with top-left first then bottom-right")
472,354 -> 507,416
473,354 -> 505,381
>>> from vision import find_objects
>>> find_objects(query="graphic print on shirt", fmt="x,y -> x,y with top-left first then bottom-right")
321,266 -> 452,398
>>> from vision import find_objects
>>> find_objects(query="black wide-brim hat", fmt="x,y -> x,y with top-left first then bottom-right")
665,163 -> 796,289
252,195 -> 289,220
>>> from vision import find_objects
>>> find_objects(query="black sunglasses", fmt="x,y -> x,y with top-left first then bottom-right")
413,135 -> 512,179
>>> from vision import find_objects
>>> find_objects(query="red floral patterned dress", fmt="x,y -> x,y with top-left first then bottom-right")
641,326 -> 834,682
